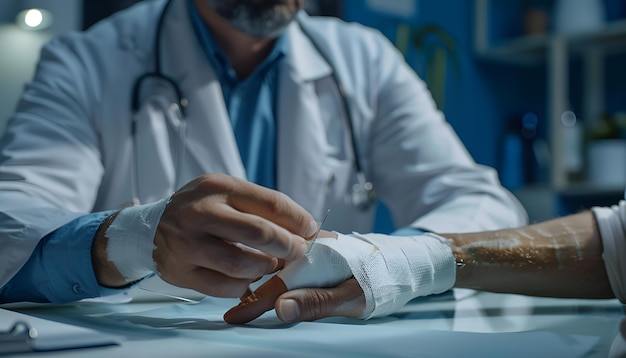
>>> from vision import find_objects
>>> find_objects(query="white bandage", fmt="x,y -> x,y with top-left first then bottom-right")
277,238 -> 353,290
277,232 -> 456,319
104,197 -> 169,282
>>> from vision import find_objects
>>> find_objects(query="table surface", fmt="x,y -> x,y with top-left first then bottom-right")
2,285 -> 625,358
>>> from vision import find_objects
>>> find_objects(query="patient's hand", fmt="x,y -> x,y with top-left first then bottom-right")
224,230 -> 366,324
225,231 -> 456,324
223,277 -> 365,324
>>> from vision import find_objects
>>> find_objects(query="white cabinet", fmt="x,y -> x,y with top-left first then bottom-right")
473,0 -> 626,193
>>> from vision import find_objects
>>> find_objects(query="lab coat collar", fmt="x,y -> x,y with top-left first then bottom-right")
282,12 -> 333,82
275,13 -> 334,218
160,0 -> 246,180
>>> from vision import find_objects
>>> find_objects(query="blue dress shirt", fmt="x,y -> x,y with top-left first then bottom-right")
188,0 -> 285,189
0,211 -> 114,303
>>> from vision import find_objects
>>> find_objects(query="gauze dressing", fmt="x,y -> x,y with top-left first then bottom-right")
278,232 -> 456,318
104,197 -> 169,282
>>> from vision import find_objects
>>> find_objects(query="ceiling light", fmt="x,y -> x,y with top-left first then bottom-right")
16,8 -> 53,31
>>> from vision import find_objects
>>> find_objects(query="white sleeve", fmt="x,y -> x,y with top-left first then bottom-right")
364,26 -> 528,233
592,200 -> 626,303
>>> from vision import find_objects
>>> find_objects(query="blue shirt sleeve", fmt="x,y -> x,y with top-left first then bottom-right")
0,211 -> 116,303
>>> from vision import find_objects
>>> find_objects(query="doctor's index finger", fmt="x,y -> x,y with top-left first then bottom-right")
180,174 -> 318,260
226,179 -> 318,239
201,205 -> 312,261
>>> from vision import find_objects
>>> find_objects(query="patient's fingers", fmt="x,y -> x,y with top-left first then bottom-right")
225,277 -> 366,324
224,275 -> 288,324
275,278 -> 365,323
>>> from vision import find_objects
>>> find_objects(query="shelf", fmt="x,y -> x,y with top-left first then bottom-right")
474,0 -> 626,196
556,183 -> 624,215
477,34 -> 549,64
477,18 -> 626,65
556,183 -> 625,197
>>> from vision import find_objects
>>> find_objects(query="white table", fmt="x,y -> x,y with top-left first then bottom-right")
2,288 -> 624,357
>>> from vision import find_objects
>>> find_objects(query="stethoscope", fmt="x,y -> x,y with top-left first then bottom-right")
130,0 -> 376,211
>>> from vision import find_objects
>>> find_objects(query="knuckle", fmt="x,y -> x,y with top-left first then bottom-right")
220,255 -> 255,278
243,221 -> 274,246
197,173 -> 232,194
268,191 -> 291,214
299,290 -> 333,321
200,172 -> 223,184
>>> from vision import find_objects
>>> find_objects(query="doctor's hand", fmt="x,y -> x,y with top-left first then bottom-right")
93,173 -> 318,298
224,230 -> 367,324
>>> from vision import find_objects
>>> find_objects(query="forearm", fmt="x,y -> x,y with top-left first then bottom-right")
441,211 -> 614,299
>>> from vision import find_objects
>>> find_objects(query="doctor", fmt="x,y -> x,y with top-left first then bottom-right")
0,0 -> 526,307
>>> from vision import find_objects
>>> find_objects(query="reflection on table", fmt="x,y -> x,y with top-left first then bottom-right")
2,287 -> 624,357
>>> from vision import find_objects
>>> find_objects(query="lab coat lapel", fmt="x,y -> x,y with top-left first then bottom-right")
277,22 -> 333,218
158,0 -> 246,181
149,1 -> 334,217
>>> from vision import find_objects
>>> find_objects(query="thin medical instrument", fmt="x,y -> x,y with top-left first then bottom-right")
306,209 -> 331,253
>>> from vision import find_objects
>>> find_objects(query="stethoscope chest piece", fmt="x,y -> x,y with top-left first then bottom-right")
351,172 -> 376,211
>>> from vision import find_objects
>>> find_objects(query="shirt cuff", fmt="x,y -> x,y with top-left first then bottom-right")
42,211 -> 117,303
1,211 -> 117,303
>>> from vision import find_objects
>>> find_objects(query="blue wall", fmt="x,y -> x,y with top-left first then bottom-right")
344,0 -> 626,226
341,0 -> 548,172
342,1 -> 548,231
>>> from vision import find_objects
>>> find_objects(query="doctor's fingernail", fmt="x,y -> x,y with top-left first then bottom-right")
277,299 -> 300,322
306,220 -> 318,238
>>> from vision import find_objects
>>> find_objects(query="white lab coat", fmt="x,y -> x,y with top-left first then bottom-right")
0,0 -> 527,287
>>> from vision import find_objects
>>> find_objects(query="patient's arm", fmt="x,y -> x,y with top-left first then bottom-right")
225,230 -> 455,324
446,210 -> 613,299
225,211 -> 616,325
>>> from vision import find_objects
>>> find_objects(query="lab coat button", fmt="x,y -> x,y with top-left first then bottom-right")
72,283 -> 84,294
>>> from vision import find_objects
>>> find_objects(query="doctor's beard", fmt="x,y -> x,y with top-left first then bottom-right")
205,0 -> 305,39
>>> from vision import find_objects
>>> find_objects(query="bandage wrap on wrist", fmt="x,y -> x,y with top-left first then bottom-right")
276,232 -> 456,319
349,232 -> 456,318
104,197 -> 169,282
